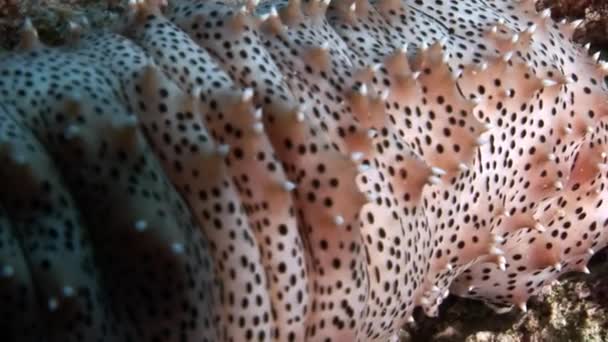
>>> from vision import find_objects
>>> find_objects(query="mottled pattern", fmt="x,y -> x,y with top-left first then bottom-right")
0,0 -> 607,341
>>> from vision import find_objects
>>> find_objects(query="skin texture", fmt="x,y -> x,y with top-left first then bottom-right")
0,0 -> 607,341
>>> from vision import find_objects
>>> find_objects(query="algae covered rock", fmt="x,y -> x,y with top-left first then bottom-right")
404,253 -> 608,341
0,0 -> 127,48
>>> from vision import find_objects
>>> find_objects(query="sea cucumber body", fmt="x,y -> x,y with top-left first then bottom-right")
0,1 -> 607,341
